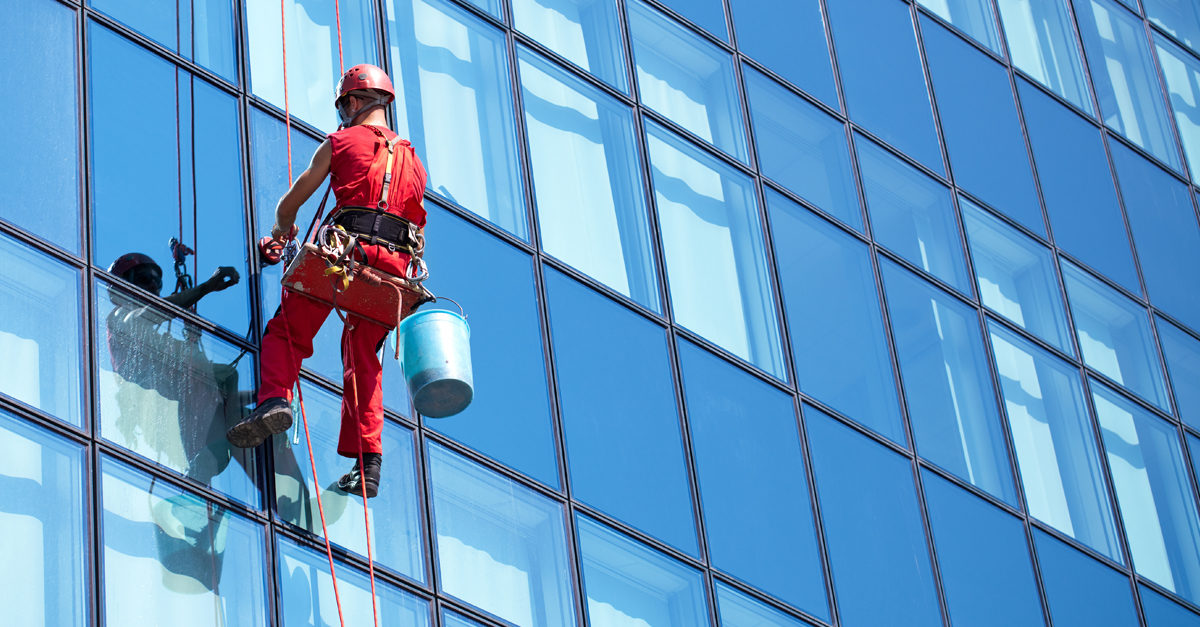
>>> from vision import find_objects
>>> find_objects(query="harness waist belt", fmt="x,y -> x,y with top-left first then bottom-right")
331,207 -> 417,252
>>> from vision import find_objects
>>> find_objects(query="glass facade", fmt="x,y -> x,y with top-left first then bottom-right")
7,0 -> 1200,625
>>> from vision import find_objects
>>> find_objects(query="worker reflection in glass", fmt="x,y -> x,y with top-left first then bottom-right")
227,64 -> 428,499
106,252 -> 244,483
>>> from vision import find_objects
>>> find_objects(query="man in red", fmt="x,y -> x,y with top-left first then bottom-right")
226,64 -> 427,498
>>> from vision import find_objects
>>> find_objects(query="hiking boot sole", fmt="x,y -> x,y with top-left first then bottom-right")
337,473 -> 380,498
226,406 -> 293,448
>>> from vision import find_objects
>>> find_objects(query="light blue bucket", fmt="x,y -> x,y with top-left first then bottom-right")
398,305 -> 473,418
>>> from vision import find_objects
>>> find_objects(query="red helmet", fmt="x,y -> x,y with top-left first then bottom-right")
336,64 -> 395,103
108,252 -> 159,278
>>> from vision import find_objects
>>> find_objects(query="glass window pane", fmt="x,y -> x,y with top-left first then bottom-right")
0,0 -> 80,253
0,411 -> 86,626
459,0 -> 502,19
646,122 -> 784,378
922,470 -> 1046,627
278,536 -> 431,627
826,0 -> 944,174
512,0 -> 628,91
1062,261 -> 1171,410
1160,317 -> 1200,429
1017,79 -> 1140,294
420,205 -> 559,488
961,197 -> 1074,354
246,0 -> 378,132
577,515 -> 708,627
91,25 -> 252,334
443,609 -> 484,627
1144,0 -> 1200,58
518,48 -> 660,310
1094,381 -> 1200,603
100,458 -> 267,624
744,68 -> 862,231
728,0 -> 837,108
922,17 -> 1044,236
805,406 -> 941,627
996,0 -> 1094,113
1075,0 -> 1184,171
989,321 -> 1122,560
0,233 -> 83,427
1157,35 -> 1200,182
428,443 -> 576,627
679,341 -> 828,619
97,279 -> 258,506
1033,528 -> 1140,627
768,190 -> 903,443
1142,584 -> 1200,626
856,134 -> 972,294
881,260 -> 1016,503
89,0 -> 236,81
916,0 -> 1002,52
274,383 -> 425,580
628,0 -> 748,162
654,0 -> 727,41
389,0 -> 528,239
546,268 -> 696,555
715,582 -> 814,627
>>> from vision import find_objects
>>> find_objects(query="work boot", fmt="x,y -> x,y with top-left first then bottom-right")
338,453 -> 382,498
226,397 -> 293,448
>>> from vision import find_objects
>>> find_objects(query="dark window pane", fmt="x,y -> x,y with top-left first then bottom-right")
0,233 -> 84,427
89,0 -> 236,81
1018,79 -> 1140,294
922,17 -> 1044,236
1159,317 -> 1200,430
923,470 -> 1046,626
512,0 -> 628,92
0,0 -> 80,252
1142,584 -> 1200,626
680,341 -> 828,618
996,0 -> 1093,113
420,205 -> 559,487
547,268 -> 696,555
805,406 -> 941,626
1034,529 -> 1139,627
826,0 -> 944,174
655,0 -> 727,41
0,411 -> 86,626
767,190 -> 904,443
728,0 -> 838,109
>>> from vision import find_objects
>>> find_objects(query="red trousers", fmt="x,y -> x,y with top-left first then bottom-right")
258,244 -> 410,457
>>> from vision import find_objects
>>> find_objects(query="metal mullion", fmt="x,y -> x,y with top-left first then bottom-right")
0,220 -> 88,269
789,399 -> 840,627
0,396 -> 91,447
670,324 -> 794,394
639,106 -> 755,177
637,0 -> 733,54
419,428 -> 567,504
915,455 -> 1028,520
538,253 -> 668,326
89,426 -> 107,626
760,177 -> 871,247
906,0 -> 957,196
510,30 -> 636,108
413,422 -> 446,617
1140,13 -> 1194,192
711,568 -> 834,627
912,0 -> 1009,66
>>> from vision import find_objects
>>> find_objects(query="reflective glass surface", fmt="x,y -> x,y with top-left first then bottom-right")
996,0 -> 1094,113
1017,79 -> 1140,294
101,458 -> 267,625
519,48 -> 660,310
922,17 -> 1044,236
989,322 -> 1122,560
420,204 -> 559,488
856,134 -> 972,294
715,582 -> 813,627
961,197 -> 1073,353
679,340 -> 828,618
768,190 -> 903,443
97,279 -> 257,506
512,0 -> 628,91
576,515 -> 709,626
545,267 -> 696,555
825,0 -> 944,174
1075,0 -> 1183,170
0,411 -> 86,626
882,260 -> 1015,503
443,610 -> 484,627
922,470 -> 1046,627
0,0 -> 80,252
727,0 -> 837,109
390,0 -> 528,239
0,233 -> 83,427
274,383 -> 425,580
1094,381 -> 1200,603
1034,528 -> 1140,626
1145,0 -> 1200,57
90,0 -> 236,81
916,0 -> 1002,52
1156,35 -> 1200,181
277,536 -> 430,627
654,0 -> 727,41
247,0 -> 378,132
427,443 -> 576,627
627,0 -> 748,161
459,0 -> 502,19
1062,260 -> 1171,410
1142,584 -> 1200,626
805,406 -> 941,627
646,122 -> 784,378
1159,317 -> 1200,429
744,68 -> 861,231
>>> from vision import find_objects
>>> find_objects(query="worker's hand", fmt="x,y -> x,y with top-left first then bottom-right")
205,266 -> 240,291
272,223 -> 299,242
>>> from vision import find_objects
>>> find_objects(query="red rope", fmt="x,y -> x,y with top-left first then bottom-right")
281,0 -> 293,185
334,0 -> 345,74
343,326 -> 381,627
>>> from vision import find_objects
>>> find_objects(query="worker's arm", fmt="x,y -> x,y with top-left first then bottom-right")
165,266 -> 240,309
273,139 -> 333,240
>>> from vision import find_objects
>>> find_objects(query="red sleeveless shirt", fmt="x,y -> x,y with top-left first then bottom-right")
328,125 -> 428,227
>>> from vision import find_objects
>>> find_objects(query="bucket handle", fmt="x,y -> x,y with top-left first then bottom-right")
429,295 -> 466,319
